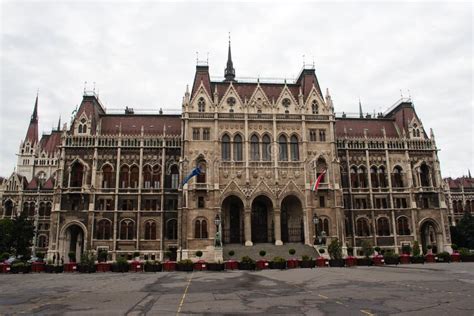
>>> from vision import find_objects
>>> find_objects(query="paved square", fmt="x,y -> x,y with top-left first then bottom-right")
1,263 -> 473,315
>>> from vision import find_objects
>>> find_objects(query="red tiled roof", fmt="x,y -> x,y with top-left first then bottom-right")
211,82 -> 300,102
42,176 -> 55,190
39,131 -> 61,154
100,115 -> 181,136
445,177 -> 474,189
335,118 -> 399,138
25,121 -> 38,145
26,177 -> 39,190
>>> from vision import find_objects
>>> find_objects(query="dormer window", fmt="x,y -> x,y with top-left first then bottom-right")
78,118 -> 87,134
311,100 -> 319,114
198,97 -> 205,113
282,98 -> 291,108
412,123 -> 421,138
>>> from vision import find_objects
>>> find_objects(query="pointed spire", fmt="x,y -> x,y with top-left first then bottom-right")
25,94 -> 39,145
57,115 -> 61,131
224,33 -> 236,82
359,98 -> 363,118
468,169 -> 472,178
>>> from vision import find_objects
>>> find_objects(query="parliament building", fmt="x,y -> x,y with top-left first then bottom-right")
0,43 -> 453,261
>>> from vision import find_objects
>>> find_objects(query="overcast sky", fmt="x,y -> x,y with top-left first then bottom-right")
0,1 -> 472,179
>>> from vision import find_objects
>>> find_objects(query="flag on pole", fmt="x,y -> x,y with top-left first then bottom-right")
181,167 -> 202,187
312,169 -> 327,191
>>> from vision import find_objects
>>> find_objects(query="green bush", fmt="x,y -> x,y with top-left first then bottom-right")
374,246 -> 381,253
259,250 -> 266,257
80,251 -> 96,267
116,256 -> 128,268
0,252 -> 10,261
177,259 -> 193,266
133,251 -> 140,258
328,238 -> 343,260
272,256 -> 286,263
195,250 -> 203,258
12,261 -> 26,268
301,255 -> 310,261
164,251 -> 172,259
427,245 -> 432,250
402,244 -> 412,255
241,256 -> 255,264
361,240 -> 374,258
98,249 -> 108,263
289,248 -> 296,256
228,250 -> 235,257
451,244 -> 459,251
413,241 -> 421,256
384,250 -> 399,259
318,248 -> 325,254
68,251 -> 76,262
459,247 -> 471,256
437,251 -> 450,262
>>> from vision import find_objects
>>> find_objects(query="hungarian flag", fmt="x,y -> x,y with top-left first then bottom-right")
312,169 -> 327,191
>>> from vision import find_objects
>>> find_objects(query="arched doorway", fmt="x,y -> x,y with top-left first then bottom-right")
61,224 -> 85,263
281,195 -> 304,243
251,195 -> 273,243
222,195 -> 244,244
420,220 -> 439,254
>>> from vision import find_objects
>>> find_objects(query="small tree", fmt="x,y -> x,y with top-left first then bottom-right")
374,246 -> 381,254
133,251 -> 140,259
228,250 -> 235,258
68,251 -> 76,262
328,238 -> 343,260
361,240 -> 374,258
413,241 -> 421,256
289,248 -> 296,256
98,249 -> 108,263
402,244 -> 412,255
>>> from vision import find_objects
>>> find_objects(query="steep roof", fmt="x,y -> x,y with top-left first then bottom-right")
39,130 -> 62,154
100,114 -> 181,136
445,177 -> 474,190
25,95 -> 39,144
335,118 -> 399,138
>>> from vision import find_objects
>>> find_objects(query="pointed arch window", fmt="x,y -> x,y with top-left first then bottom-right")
262,135 -> 271,161
311,100 -> 319,114
358,166 -> 368,188
316,158 -> 327,183
350,166 -> 358,188
166,219 -> 178,240
317,217 -> 330,236
70,161 -> 84,187
39,202 -> 46,217
377,217 -> 390,236
279,135 -> 288,161
393,166 -> 403,188
120,220 -> 134,240
378,166 -> 387,188
233,134 -> 243,161
370,166 -> 379,187
196,159 -> 206,183
356,218 -> 370,236
145,221 -> 157,240
420,163 -> 431,187
120,165 -> 130,188
397,216 -> 410,235
290,135 -> 299,161
198,97 -> 205,113
130,165 -> 139,188
221,134 -> 231,161
250,135 -> 260,161
37,235 -> 48,248
96,219 -> 111,240
4,200 -> 13,217
102,165 -> 114,188
194,218 -> 208,239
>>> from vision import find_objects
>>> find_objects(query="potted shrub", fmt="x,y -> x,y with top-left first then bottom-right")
144,260 -> 154,272
270,256 -> 286,269
225,250 -> 238,270
11,261 -> 31,274
316,249 -> 327,267
358,240 -> 373,266
194,251 -> 206,271
459,248 -> 474,262
112,256 -> 130,272
411,241 -> 424,264
450,244 -> 461,262
78,251 -> 96,273
0,252 -> 10,263
239,256 -> 255,270
425,245 -> 436,263
36,252 -> 45,262
133,251 -> 140,261
345,246 -> 357,267
436,251 -> 451,263
45,259 -> 55,273
384,250 -> 399,265
68,251 -> 76,263
400,245 -> 411,264
300,255 -> 315,268
98,249 -> 108,263
328,238 -> 344,267
177,259 -> 194,272
287,249 -> 298,268
256,250 -> 268,269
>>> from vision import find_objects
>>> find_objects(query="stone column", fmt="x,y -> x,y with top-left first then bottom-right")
274,207 -> 282,245
244,208 -> 252,246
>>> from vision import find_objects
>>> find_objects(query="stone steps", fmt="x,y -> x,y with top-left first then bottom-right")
222,243 -> 318,260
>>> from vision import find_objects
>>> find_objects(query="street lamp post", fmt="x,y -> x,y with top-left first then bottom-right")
312,214 -> 319,245
214,214 -> 222,248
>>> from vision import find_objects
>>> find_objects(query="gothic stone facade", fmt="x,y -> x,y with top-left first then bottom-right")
0,49 -> 453,261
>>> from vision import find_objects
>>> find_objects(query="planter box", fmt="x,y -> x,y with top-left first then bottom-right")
207,263 -> 225,271
299,260 -> 315,268
329,259 -> 345,267
130,261 -> 144,272
238,262 -> 255,270
461,255 -> 474,262
372,255 -> 384,266
144,263 -> 162,272
163,261 -> 176,272
384,256 -> 399,265
269,261 -> 286,269
225,260 -> 238,270
194,260 -> 207,271
345,256 -> 357,267
11,264 -> 31,274
177,264 -> 193,272
111,263 -> 129,273
78,264 -> 96,273
316,257 -> 328,267
411,256 -> 425,264
451,253 -> 461,262
287,259 -> 299,269
31,262 -> 45,273
64,263 -> 77,272
96,263 -> 111,272
256,260 -> 269,270
0,264 -> 11,273
400,254 -> 411,264
357,258 -> 372,266
425,254 -> 436,263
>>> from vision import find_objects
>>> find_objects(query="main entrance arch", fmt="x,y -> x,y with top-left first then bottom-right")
420,220 -> 440,254
59,223 -> 86,263
251,195 -> 273,243
281,195 -> 304,243
222,195 -> 244,244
